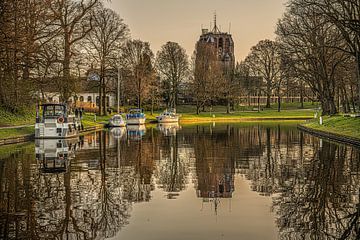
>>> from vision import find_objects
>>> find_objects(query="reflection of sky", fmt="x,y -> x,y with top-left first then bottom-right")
113,175 -> 277,240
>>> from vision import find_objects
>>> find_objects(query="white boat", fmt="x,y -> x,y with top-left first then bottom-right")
35,103 -> 82,139
156,109 -> 180,123
108,114 -> 126,127
126,108 -> 146,125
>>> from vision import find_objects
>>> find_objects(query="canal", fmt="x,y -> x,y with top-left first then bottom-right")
0,123 -> 359,240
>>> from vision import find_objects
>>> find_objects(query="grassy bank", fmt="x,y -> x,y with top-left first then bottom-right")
0,103 -> 316,141
302,116 -> 360,140
0,126 -> 34,139
0,108 -> 34,127
82,106 -> 316,125
178,109 -> 314,123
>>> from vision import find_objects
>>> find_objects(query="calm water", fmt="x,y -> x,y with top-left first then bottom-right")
0,123 -> 359,240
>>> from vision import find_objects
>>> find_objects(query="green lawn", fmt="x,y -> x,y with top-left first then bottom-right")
83,106 -> 315,125
303,116 -> 360,140
0,126 -> 34,139
0,108 -> 35,127
176,102 -> 319,113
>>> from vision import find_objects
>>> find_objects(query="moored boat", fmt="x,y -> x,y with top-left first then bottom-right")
156,109 -> 180,123
35,103 -> 82,139
126,108 -> 146,125
108,114 -> 126,127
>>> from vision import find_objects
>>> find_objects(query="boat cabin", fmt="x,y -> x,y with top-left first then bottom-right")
35,103 -> 82,139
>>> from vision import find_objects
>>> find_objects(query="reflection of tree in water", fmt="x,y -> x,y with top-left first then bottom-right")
272,141 -> 360,239
0,130 -> 158,239
155,133 -> 191,198
242,126 -> 360,239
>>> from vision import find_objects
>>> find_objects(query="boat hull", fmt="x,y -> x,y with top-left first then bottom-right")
126,118 -> 146,125
108,122 -> 126,127
35,122 -> 80,139
156,116 -> 179,123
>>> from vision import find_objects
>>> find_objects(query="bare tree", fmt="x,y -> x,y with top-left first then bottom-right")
0,0 -> 52,111
245,40 -> 282,109
120,40 -> 155,108
85,4 -> 129,115
301,0 -> 360,112
277,2 -> 350,115
156,42 -> 189,109
49,0 -> 101,102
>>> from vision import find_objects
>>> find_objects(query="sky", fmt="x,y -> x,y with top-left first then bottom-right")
106,0 -> 288,62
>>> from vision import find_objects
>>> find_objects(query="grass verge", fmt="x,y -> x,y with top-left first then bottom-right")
0,126 -> 34,139
302,116 -> 360,140
0,108 -> 35,127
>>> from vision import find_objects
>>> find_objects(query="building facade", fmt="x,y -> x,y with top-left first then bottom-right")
196,15 -> 235,71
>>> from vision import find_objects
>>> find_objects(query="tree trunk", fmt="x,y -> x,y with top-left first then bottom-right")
277,87 -> 281,112
350,84 -> 356,112
98,79 -> 103,115
226,99 -> 231,114
300,81 -> 304,109
321,95 -> 337,116
63,32 -> 71,103
266,92 -> 271,108
151,95 -> 154,115
102,85 -> 107,116
357,51 -> 360,112
266,79 -> 271,108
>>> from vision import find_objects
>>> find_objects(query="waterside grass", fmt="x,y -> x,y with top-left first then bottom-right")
0,108 -> 35,127
0,126 -> 34,139
302,115 -> 360,140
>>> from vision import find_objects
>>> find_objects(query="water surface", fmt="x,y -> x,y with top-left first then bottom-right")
0,123 -> 359,240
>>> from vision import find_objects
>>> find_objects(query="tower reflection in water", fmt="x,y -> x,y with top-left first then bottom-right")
0,124 -> 359,239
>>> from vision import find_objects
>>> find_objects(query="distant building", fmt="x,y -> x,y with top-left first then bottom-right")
40,69 -> 118,112
196,14 -> 235,71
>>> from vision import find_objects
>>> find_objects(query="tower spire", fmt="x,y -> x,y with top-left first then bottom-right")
213,11 -> 220,33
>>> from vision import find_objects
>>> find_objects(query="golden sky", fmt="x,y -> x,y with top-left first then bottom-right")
106,0 -> 287,61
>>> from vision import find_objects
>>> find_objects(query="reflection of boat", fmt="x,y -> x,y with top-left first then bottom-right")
35,103 -> 82,139
126,108 -> 146,125
110,127 -> 126,139
157,122 -> 181,136
35,139 -> 78,173
108,114 -> 126,127
127,125 -> 146,140
156,109 -> 180,123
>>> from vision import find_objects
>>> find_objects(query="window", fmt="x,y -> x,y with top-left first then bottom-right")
106,96 -> 110,107
96,96 -> 100,106
43,105 -> 65,117
80,96 -> 84,102
87,96 -> 92,102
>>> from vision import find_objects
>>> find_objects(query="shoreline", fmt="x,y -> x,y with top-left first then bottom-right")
1,116 -> 359,148
298,124 -> 360,147
0,125 -> 104,146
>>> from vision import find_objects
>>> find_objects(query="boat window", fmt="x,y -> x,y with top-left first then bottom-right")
44,105 -> 65,117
